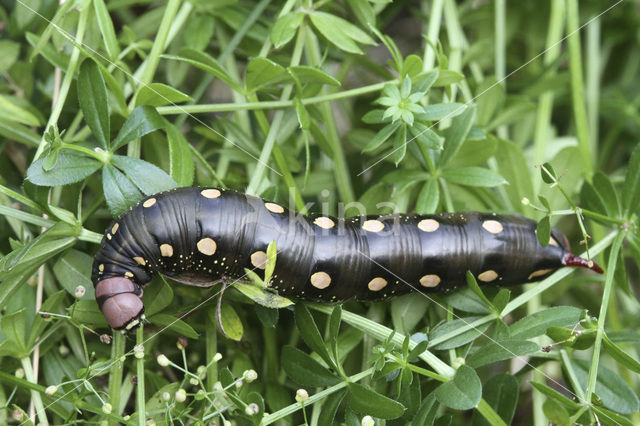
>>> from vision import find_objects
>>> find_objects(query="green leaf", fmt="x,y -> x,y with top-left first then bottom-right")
439,106 -> 476,167
622,144 -> 640,216
494,137 -> 534,212
217,303 -> 244,341
77,59 -> 110,147
93,0 -> 120,60
111,105 -> 165,151
391,124 -> 407,165
0,118 -> 40,147
294,98 -> 310,130
245,57 -> 287,93
475,77 -> 504,126
288,65 -> 341,87
413,393 -> 439,426
415,179 -> 440,214
281,345 -> 340,387
546,326 -> 595,350
0,95 -> 41,127
148,313 -> 199,339
536,216 -> 551,247
421,103 -> 466,121
347,383 -> 406,419
530,382 -> 581,409
572,359 -> 639,414
271,12 -> 304,48
429,317 -> 491,350
486,99 -> 536,131
53,249 -> 95,300
111,155 -> 177,195
234,282 -> 294,308
70,300 -> 107,327
27,152 -> 102,187
602,334 -> 640,374
294,304 -> 334,368
434,365 -> 482,410
433,69 -> 465,87
309,11 -> 375,55
445,289 -> 491,314
102,163 -> 143,217
142,276 -> 174,317
363,122 -> 401,152
164,49 -> 241,92
1,309 -> 28,354
264,240 -> 277,285
442,167 -> 508,187
409,122 -> 444,150
0,40 -> 20,73
183,15 -> 215,51
467,340 -> 539,368
509,306 -> 583,340
166,122 -> 195,186
136,83 -> 192,107
592,406 -> 635,426
391,294 -> 430,335
543,399 -> 570,426
318,389 -> 347,425
472,374 -> 518,426
593,172 -> 620,218
540,162 -> 557,184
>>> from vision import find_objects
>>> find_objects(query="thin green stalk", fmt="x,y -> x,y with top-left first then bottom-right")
476,399 -> 508,426
108,333 -> 125,423
559,349 -> 586,403
494,0 -> 508,140
136,327 -> 146,424
205,309 -> 218,391
422,0 -> 444,71
585,231 -> 625,405
34,2 -> 90,160
566,0 -> 593,175
245,22 -> 306,196
586,16 -> 601,153
127,0 -> 181,158
157,80 -> 391,115
303,26 -> 356,203
21,357 -> 48,426
262,368 -> 373,424
0,206 -> 54,228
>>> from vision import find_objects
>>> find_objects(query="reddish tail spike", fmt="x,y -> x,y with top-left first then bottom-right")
562,253 -> 603,274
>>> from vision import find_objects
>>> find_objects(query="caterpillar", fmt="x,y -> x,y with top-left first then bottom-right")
91,187 -> 602,330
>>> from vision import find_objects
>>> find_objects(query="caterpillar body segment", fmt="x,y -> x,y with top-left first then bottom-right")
91,187 -> 602,329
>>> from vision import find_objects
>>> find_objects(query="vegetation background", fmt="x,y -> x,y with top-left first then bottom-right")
0,0 -> 638,424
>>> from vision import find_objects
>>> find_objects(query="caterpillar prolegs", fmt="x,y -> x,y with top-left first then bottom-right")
91,187 -> 602,330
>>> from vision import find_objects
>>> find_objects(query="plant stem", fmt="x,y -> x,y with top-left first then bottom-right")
205,308 -> 218,391
566,0 -> 593,175
21,357 -> 48,425
108,333 -> 125,422
34,2 -> 90,160
585,231 -> 625,404
586,15 -> 601,154
494,0 -> 508,140
136,326 -> 146,424
422,0 -> 444,71
476,398 -> 508,426
0,206 -> 54,228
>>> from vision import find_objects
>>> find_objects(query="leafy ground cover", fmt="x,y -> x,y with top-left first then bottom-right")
0,0 -> 639,424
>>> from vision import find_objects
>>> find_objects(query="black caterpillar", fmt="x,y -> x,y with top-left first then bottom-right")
91,187 -> 602,330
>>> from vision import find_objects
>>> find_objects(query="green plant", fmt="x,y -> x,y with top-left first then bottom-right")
0,0 -> 638,425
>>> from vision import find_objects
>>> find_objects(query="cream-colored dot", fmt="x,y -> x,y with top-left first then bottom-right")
197,238 -> 217,256
134,257 -> 147,266
251,251 -> 267,269
482,220 -> 503,234
201,189 -> 221,199
528,269 -> 552,280
314,217 -> 335,229
310,271 -> 331,289
124,271 -> 134,278
98,264 -> 104,272
418,219 -> 439,232
548,237 -> 559,247
478,270 -> 498,282
160,244 -> 174,257
111,223 -> 119,234
367,277 -> 388,292
106,234 -> 112,240
143,198 -> 157,208
265,202 -> 284,213
362,219 -> 384,232
420,274 -> 441,287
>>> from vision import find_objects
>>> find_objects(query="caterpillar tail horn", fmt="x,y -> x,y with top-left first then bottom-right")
562,253 -> 603,274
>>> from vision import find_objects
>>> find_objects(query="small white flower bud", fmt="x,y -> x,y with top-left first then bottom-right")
243,369 -> 258,383
189,377 -> 199,386
161,392 -> 171,402
74,285 -> 86,298
45,385 -> 58,396
175,388 -> 187,403
213,352 -> 222,362
362,415 -> 375,426
521,197 -> 530,206
102,403 -> 112,414
134,344 -> 144,359
197,365 -> 207,378
15,368 -> 24,379
295,388 -> 309,403
59,345 -> 70,356
245,403 -> 259,415
156,354 -> 170,367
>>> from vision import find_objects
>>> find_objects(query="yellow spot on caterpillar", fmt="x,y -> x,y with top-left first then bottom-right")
482,220 -> 503,234
98,264 -> 104,272
251,251 -> 267,269
143,198 -> 157,208
106,234 -> 112,240
111,223 -> 119,234
265,202 -> 284,214
420,274 -> 441,288
313,217 -> 335,229
201,189 -> 221,199
160,244 -> 174,257
362,219 -> 384,232
367,277 -> 388,292
478,270 -> 498,282
197,238 -> 217,256
548,237 -> 559,247
528,269 -> 552,280
418,219 -> 439,232
124,272 -> 134,278
310,271 -> 331,289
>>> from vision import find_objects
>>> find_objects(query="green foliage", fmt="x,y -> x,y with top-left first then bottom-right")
0,1 -> 638,425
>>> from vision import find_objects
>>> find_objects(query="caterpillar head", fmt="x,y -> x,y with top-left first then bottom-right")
95,277 -> 145,330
